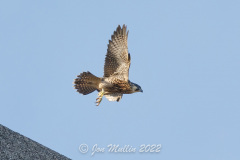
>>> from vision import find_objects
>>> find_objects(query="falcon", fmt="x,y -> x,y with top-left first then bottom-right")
74,25 -> 143,106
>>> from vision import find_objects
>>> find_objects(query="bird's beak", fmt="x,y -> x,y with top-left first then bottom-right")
140,89 -> 143,93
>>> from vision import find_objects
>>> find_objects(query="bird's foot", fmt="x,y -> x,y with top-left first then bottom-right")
96,89 -> 105,106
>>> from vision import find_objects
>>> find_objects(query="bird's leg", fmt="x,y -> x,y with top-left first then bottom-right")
96,89 -> 105,106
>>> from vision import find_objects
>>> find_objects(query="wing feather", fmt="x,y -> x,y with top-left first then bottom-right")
104,25 -> 130,81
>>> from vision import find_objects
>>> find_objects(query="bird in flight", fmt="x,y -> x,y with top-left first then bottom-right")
74,25 -> 143,106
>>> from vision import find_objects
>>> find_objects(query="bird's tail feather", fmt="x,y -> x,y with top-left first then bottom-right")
74,71 -> 101,95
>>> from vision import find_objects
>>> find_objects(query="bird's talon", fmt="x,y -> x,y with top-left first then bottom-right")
96,97 -> 102,106
96,89 -> 104,106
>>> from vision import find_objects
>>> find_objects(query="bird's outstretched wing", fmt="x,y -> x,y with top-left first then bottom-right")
104,25 -> 131,81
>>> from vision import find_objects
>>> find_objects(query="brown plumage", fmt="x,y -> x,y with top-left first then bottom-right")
74,25 -> 143,106
104,25 -> 130,81
74,72 -> 101,95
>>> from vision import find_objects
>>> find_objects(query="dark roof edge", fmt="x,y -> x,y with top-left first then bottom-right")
0,124 -> 71,160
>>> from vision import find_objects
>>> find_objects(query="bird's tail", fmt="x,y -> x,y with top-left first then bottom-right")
74,71 -> 101,95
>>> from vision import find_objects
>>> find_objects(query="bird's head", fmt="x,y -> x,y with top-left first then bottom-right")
130,82 -> 143,93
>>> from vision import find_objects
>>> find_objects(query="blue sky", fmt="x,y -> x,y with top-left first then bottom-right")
0,0 -> 240,160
